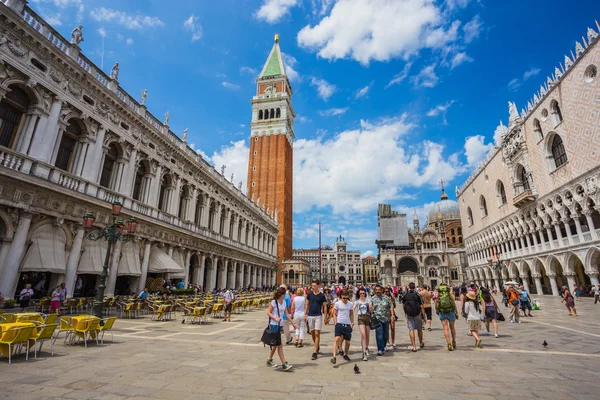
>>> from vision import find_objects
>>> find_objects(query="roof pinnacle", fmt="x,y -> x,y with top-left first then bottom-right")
274,33 -> 279,42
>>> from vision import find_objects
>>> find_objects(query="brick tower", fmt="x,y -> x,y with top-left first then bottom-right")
247,34 -> 295,284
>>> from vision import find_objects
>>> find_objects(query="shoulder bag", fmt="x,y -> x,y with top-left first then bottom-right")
260,300 -> 281,347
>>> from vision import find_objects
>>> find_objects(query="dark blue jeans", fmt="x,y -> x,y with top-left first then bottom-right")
375,320 -> 390,352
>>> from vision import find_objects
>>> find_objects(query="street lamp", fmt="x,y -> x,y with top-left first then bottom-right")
83,200 -> 137,318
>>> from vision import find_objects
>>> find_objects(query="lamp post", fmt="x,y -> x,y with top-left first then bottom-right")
488,254 -> 510,286
83,201 -> 137,318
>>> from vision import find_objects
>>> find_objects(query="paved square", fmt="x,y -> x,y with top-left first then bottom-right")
1,296 -> 599,399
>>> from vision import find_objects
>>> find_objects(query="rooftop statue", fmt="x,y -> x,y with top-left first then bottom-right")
110,62 -> 119,80
71,25 -> 84,45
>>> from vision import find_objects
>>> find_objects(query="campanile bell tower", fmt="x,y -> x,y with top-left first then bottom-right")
247,34 -> 295,283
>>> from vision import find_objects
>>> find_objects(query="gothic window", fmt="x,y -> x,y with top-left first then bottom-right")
467,207 -> 473,226
194,193 -> 204,225
276,108 -> 281,118
132,160 -> 149,201
450,228 -> 455,235
99,143 -> 120,189
271,108 -> 275,118
551,134 -> 567,168
0,85 -> 30,149
533,118 -> 543,141
264,109 -> 269,119
451,270 -> 459,280
158,174 -> 174,213
458,237 -> 463,244
55,119 -> 84,172
458,227 -> 462,235
480,195 -> 488,218
550,100 -> 563,125
179,185 -> 191,220
428,269 -> 437,277
258,110 -> 263,120
518,165 -> 531,190
497,180 -> 507,205
452,236 -> 456,244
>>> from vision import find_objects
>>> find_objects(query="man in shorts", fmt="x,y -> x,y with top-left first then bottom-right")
223,289 -> 234,322
331,290 -> 354,364
305,280 -> 328,360
519,284 -> 533,318
419,286 -> 433,331
403,282 -> 425,352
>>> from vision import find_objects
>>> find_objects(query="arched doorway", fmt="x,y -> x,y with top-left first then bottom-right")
289,269 -> 295,285
398,257 -> 418,274
338,276 -> 346,285
567,253 -> 590,286
189,253 -> 199,285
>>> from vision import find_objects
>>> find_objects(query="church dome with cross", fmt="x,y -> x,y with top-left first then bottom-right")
428,183 -> 461,223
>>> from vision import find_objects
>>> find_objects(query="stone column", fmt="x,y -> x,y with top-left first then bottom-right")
532,273 -> 543,295
545,225 -> 555,249
169,176 -> 181,216
521,278 -> 530,294
223,209 -> 231,238
201,196 -> 210,228
573,217 -> 584,241
220,259 -> 228,289
81,126 -> 106,182
183,250 -> 192,287
553,222 -> 563,242
120,147 -> 138,197
588,272 -> 599,287
148,164 -> 163,208
208,257 -> 217,291
565,272 -> 576,292
64,225 -> 84,297
188,187 -> 198,223
231,217 -> 239,241
563,219 -> 574,245
214,204 -> 222,234
28,98 -> 63,163
0,212 -> 33,298
105,240 -> 123,296
584,211 -> 597,239
547,273 -> 559,296
16,112 -> 41,155
231,262 -> 237,290
137,241 -> 152,292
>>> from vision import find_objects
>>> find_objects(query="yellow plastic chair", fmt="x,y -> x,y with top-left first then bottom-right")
43,314 -> 58,325
31,323 -> 58,358
0,326 -> 35,365
0,314 -> 16,323
74,319 -> 100,347
57,316 -> 74,344
98,317 -> 116,344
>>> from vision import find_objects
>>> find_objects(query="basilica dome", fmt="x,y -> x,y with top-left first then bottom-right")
428,189 -> 460,222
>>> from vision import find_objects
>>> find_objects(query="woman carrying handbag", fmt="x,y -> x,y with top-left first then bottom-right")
264,287 -> 296,371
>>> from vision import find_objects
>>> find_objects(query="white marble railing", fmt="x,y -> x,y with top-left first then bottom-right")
95,71 -> 109,88
573,235 -> 581,244
133,201 -> 150,216
0,148 -> 26,171
583,232 -> 592,242
49,169 -> 86,192
562,238 -> 570,247
22,9 -> 44,35
76,56 -> 92,73
99,188 -> 122,204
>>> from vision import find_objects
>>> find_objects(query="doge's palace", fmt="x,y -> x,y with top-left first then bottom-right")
457,23 -> 600,296
0,0 -> 278,299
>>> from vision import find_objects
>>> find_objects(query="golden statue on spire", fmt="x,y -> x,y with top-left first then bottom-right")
274,33 -> 280,42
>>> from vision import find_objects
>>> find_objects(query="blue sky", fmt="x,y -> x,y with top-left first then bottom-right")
31,0 -> 600,256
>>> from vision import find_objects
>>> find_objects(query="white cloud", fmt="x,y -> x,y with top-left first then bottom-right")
317,107 -> 349,116
240,66 -> 258,75
464,135 -> 493,166
446,0 -> 471,9
312,0 -> 335,16
386,62 -> 412,88
183,14 -> 203,42
297,0 -> 464,65
450,52 -> 473,69
98,27 -> 107,38
355,84 -> 371,99
426,100 -> 455,124
463,15 -> 482,43
293,116 -> 463,214
206,140 -> 250,191
126,38 -> 134,46
282,53 -> 301,82
412,64 -> 439,88
508,67 -> 541,91
222,82 -> 240,90
493,121 -> 508,145
255,0 -> 299,23
311,77 -> 336,101
90,7 -> 164,30
361,250 -> 375,258
31,0 -> 84,25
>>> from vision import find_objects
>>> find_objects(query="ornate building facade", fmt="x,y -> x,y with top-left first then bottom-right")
362,256 -> 378,284
0,1 -> 278,298
378,188 -> 467,288
457,24 -> 600,295
281,258 -> 310,287
247,35 -> 294,283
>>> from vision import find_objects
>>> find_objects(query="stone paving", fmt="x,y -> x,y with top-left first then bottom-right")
1,295 -> 599,399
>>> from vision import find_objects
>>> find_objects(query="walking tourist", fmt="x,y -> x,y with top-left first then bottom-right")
59,282 -> 67,302
50,285 -> 62,314
506,284 -> 521,323
594,284 -> 600,304
223,289 -> 234,322
371,284 -> 394,356
420,285 -> 433,331
435,282 -> 457,351
354,287 -> 373,361
562,286 -> 578,316
138,288 -> 149,299
279,285 -> 293,344
330,290 -> 354,364
459,284 -> 471,335
519,284 -> 534,317
574,284 -> 581,301
384,287 -> 397,349
464,292 -> 483,348
305,280 -> 328,360
266,287 -> 295,371
291,288 -> 306,347
18,284 -> 34,312
403,282 -> 425,352
481,288 -> 499,338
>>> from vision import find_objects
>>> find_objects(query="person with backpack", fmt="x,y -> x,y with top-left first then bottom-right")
506,284 -> 521,323
403,282 -> 426,352
481,288 -> 499,338
464,291 -> 483,348
435,283 -> 458,351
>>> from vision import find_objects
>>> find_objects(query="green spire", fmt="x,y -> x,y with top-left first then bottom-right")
259,34 -> 286,79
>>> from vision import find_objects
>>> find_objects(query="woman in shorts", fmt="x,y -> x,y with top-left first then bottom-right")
266,287 -> 296,371
481,288 -> 499,338
354,288 -> 374,361
291,288 -> 306,347
464,292 -> 483,348
561,286 -> 578,316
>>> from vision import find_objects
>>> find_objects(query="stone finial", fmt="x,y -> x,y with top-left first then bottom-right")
71,25 -> 84,45
533,93 -> 539,104
554,67 -> 563,80
508,101 -> 520,129
564,55 -> 573,69
575,41 -> 585,57
588,27 -> 598,43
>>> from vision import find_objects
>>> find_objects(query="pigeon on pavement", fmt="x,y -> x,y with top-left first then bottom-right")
543,340 -> 548,347
354,364 -> 360,374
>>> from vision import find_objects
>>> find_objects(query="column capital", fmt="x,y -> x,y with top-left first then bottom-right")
586,271 -> 599,277
563,271 -> 576,277
531,273 -> 541,279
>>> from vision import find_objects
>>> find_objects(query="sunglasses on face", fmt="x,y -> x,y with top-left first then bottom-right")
342,297 -> 349,300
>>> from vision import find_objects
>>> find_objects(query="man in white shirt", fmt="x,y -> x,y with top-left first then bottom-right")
330,289 -> 354,364
223,289 -> 234,322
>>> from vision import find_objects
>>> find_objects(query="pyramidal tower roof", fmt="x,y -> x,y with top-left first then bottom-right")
259,34 -> 287,79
